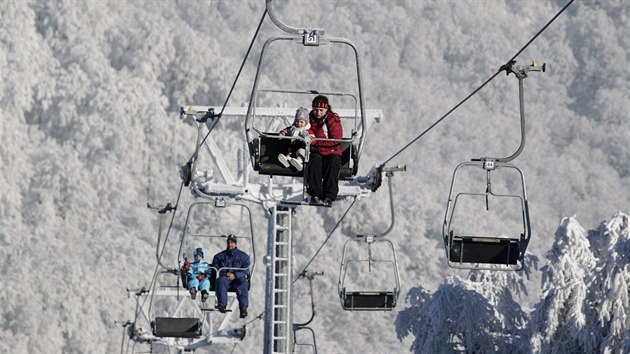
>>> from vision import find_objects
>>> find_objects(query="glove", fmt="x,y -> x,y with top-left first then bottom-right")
197,273 -> 206,281
183,260 -> 190,271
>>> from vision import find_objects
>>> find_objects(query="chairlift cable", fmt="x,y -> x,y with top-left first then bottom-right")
506,0 -> 575,66
143,9 -> 268,309
380,72 -> 501,168
146,11 -> 268,272
144,181 -> 186,317
293,199 -> 357,284
153,182 -> 186,270
379,0 -> 575,168
189,9 -> 269,164
217,8 -> 268,119
229,343 -> 238,354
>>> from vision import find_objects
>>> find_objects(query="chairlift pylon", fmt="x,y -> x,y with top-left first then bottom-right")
442,61 -> 544,270
126,2 -> 391,353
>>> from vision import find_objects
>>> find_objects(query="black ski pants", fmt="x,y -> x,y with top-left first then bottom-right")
308,152 -> 341,201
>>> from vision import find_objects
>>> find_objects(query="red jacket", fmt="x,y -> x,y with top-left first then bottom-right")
309,110 -> 343,156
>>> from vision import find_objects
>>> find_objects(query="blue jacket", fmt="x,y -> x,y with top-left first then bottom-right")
211,248 -> 250,280
187,248 -> 210,278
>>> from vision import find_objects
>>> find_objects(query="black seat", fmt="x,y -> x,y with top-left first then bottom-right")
253,134 -> 357,178
449,232 -> 521,265
152,317 -> 202,338
342,290 -> 397,311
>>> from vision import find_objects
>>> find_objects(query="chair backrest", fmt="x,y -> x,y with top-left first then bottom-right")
449,233 -> 521,266
342,291 -> 397,311
254,135 -> 357,178
152,317 -> 202,338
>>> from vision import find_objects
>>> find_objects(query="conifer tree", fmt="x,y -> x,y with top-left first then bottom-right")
526,216 -> 597,353
587,212 -> 630,353
396,267 -> 531,354
523,214 -> 630,353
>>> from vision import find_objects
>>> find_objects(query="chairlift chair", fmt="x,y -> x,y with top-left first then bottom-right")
127,200 -> 255,349
152,317 -> 202,339
337,166 -> 405,311
338,235 -> 400,311
177,200 -> 256,291
293,270 -> 323,354
441,60 -> 543,271
251,90 -> 362,180
244,27 -> 369,179
442,160 -> 531,270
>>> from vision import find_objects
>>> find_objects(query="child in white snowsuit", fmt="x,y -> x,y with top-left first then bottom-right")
278,107 -> 313,171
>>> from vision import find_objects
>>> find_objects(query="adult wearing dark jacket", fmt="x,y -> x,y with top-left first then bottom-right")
211,235 -> 250,318
308,95 -> 343,207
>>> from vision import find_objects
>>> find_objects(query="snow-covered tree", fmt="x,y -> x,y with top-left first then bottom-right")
0,0 -> 628,352
526,212 -> 630,353
396,265 -> 532,354
588,212 -> 630,353
526,216 -> 598,353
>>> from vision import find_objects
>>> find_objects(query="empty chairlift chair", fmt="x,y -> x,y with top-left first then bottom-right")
442,160 -> 531,270
442,61 -> 543,271
338,235 -> 401,311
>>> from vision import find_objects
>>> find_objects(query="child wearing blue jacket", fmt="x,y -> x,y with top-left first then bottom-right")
184,247 -> 211,302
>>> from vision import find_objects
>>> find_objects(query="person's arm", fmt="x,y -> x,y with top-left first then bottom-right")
313,113 -> 343,148
234,252 -> 251,279
184,259 -> 192,277
197,263 -> 207,280
297,128 -> 312,144
279,126 -> 291,136
190,261 -> 202,277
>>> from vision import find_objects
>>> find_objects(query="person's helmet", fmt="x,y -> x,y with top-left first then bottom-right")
226,235 -> 238,244
194,247 -> 204,257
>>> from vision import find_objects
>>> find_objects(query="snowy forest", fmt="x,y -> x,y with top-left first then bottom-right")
0,0 -> 628,353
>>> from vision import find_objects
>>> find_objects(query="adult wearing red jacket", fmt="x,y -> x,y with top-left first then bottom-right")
308,95 -> 343,207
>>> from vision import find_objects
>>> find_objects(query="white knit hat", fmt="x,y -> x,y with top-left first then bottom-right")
295,107 -> 309,122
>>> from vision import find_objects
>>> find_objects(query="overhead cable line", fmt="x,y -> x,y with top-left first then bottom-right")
189,8 -> 268,164
154,183 -> 185,269
294,199 -> 358,284
380,0 -> 575,168
157,9 -> 268,273
145,182 -> 185,316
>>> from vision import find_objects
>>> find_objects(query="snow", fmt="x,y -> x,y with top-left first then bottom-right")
0,1 -> 628,353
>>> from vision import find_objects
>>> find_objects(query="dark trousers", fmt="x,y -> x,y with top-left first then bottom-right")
308,152 -> 341,200
216,276 -> 248,308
